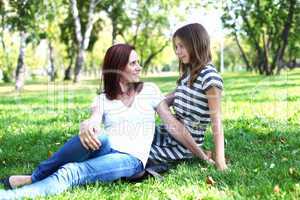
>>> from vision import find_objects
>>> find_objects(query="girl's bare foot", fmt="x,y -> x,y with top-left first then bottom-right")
9,175 -> 32,188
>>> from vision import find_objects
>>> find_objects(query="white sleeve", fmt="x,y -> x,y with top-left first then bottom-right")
90,94 -> 105,121
145,83 -> 165,109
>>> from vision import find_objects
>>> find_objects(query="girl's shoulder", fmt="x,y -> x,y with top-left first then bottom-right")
196,64 -> 223,91
199,64 -> 219,77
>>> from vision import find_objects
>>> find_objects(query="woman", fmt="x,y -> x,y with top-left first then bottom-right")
0,44 -> 211,199
148,23 -> 227,171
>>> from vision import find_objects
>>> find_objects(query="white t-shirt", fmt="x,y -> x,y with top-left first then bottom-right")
91,82 -> 164,167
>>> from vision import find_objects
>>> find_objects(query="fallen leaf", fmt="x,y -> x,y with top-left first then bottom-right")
206,176 -> 216,186
273,185 -> 280,193
279,137 -> 287,144
270,163 -> 275,169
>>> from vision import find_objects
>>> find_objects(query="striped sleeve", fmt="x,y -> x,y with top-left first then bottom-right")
201,67 -> 223,91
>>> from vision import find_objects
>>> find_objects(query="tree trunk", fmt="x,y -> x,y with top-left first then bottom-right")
233,32 -> 251,71
112,19 -> 117,45
73,47 -> 85,83
142,41 -> 168,72
48,41 -> 56,81
64,57 -> 73,80
15,31 -> 26,91
272,0 -> 296,73
70,0 -> 97,82
262,32 -> 271,75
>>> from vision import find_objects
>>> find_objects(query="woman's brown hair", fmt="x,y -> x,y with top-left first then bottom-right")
101,44 -> 142,100
173,23 -> 212,86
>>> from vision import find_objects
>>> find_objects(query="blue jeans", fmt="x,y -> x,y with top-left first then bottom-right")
0,134 -> 143,199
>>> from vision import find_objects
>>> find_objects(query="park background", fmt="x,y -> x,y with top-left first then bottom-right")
0,0 -> 299,199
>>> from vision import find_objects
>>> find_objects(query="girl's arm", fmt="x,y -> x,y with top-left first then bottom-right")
206,87 -> 227,171
164,91 -> 175,107
156,100 -> 214,164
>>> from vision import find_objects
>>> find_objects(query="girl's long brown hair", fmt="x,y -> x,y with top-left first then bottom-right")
173,23 -> 212,86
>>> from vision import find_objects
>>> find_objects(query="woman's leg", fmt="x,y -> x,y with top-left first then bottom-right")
0,151 -> 143,199
31,134 -> 110,182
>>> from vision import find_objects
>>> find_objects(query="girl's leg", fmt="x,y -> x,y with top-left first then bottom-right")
31,133 -> 110,182
0,151 -> 143,199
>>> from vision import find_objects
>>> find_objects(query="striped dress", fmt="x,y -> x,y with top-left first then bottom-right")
149,64 -> 223,163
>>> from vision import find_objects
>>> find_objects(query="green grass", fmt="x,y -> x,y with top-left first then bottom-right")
0,69 -> 300,199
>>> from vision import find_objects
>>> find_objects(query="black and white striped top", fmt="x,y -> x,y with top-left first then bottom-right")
149,64 -> 223,163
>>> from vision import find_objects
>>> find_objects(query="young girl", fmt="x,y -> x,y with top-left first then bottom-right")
149,23 -> 227,171
0,44 -> 212,199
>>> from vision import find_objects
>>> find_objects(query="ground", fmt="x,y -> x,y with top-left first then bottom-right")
0,69 -> 299,199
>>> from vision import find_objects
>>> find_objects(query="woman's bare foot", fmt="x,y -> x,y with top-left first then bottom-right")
8,175 -> 32,188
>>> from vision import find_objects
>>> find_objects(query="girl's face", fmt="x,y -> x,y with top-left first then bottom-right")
174,36 -> 190,64
123,50 -> 142,83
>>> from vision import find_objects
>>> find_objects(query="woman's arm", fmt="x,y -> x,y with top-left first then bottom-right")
164,91 -> 175,107
206,87 -> 227,171
156,100 -> 214,164
79,102 -> 103,151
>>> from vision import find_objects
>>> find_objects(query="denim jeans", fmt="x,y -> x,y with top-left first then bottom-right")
0,134 -> 143,199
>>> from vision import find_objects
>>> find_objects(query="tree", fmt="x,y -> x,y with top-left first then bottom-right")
59,0 -> 104,81
43,0 -> 65,81
70,0 -> 105,82
0,1 -> 14,82
120,0 -> 181,72
99,0 -> 131,45
6,0 -> 47,90
222,0 -> 299,75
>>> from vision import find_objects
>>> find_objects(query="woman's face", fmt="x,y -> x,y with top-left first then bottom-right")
174,36 -> 190,64
123,50 -> 141,83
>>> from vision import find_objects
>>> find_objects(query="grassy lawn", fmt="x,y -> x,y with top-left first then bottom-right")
0,69 -> 299,199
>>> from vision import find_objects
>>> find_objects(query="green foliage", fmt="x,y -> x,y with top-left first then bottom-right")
0,69 -> 300,199
222,0 -> 300,75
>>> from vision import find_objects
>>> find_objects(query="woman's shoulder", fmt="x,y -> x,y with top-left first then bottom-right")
93,93 -> 109,103
138,82 -> 162,97
141,82 -> 161,91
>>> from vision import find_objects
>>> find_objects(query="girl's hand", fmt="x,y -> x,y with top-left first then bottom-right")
204,150 -> 215,165
79,119 -> 101,151
205,150 -> 228,170
215,160 -> 228,171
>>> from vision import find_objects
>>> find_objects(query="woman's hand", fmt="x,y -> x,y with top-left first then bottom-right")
79,119 -> 101,151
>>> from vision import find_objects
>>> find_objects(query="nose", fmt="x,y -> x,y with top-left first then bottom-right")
136,63 -> 142,71
175,47 -> 181,56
